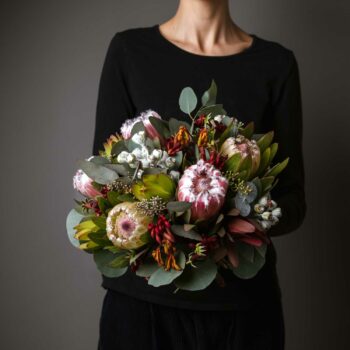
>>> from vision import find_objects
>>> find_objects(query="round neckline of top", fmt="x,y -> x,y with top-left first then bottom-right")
153,24 -> 258,60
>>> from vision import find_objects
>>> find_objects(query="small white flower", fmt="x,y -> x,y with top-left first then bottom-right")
126,153 -> 136,164
214,115 -> 225,123
151,149 -> 162,160
254,204 -> 265,214
272,207 -> 282,218
117,151 -> 130,163
259,196 -> 268,207
165,157 -> 176,168
261,211 -> 272,220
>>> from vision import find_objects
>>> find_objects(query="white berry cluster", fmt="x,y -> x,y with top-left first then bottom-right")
254,196 -> 282,230
116,131 -> 177,178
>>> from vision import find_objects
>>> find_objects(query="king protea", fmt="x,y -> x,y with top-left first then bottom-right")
106,202 -> 152,249
177,159 -> 228,222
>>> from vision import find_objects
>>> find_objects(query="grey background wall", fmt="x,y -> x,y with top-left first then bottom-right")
1,1 -> 349,349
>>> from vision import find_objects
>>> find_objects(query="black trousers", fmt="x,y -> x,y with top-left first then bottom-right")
98,289 -> 285,350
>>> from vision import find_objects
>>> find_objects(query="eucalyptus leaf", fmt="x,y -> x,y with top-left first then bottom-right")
136,258 -> 159,277
148,251 -> 186,287
89,156 -> 110,165
111,141 -> 128,156
179,87 -> 197,114
148,116 -> 171,138
66,209 -> 85,248
231,246 -> 265,279
131,121 -> 145,135
201,80 -> 217,106
77,159 -> 119,185
174,258 -> 217,291
168,118 -> 191,134
171,225 -> 202,241
93,250 -> 128,278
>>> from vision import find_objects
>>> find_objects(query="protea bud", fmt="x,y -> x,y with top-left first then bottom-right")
220,135 -> 260,175
73,169 -> 102,198
120,109 -> 163,140
140,110 -> 163,140
106,202 -> 152,249
177,159 -> 228,222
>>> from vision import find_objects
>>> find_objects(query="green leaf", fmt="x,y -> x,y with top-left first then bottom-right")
136,258 -> 159,277
77,159 -> 119,185
148,252 -> 186,287
196,104 -> 226,118
260,176 -> 275,193
66,209 -> 85,248
201,79 -> 217,106
269,143 -> 278,163
218,119 -> 234,147
108,253 -> 130,268
87,231 -> 110,246
93,250 -> 128,278
231,244 -> 265,279
256,147 -> 271,176
111,141 -> 128,156
105,164 -> 131,176
117,193 -> 136,202
171,225 -> 202,241
240,121 -> 255,139
179,87 -> 197,114
107,191 -> 121,206
255,243 -> 267,258
174,258 -> 217,291
168,118 -> 191,134
97,197 -> 111,212
224,153 -> 242,172
89,156 -> 110,165
237,242 -> 255,263
251,177 -> 262,198
257,131 -> 274,153
148,116 -> 171,138
166,201 -> 192,212
264,157 -> 289,177
139,232 -> 152,244
91,216 -> 106,229
131,121 -> 145,135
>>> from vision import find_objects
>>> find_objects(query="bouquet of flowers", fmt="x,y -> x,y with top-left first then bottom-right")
66,81 -> 288,291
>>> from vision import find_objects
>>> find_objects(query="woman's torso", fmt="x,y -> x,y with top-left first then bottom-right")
95,24 -> 294,310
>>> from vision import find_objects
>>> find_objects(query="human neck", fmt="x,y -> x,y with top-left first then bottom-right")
159,0 -> 251,55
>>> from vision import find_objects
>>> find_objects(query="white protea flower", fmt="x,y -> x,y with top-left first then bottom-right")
177,159 -> 228,222
120,110 -> 162,140
120,117 -> 142,139
73,169 -> 101,198
220,135 -> 261,175
106,202 -> 152,249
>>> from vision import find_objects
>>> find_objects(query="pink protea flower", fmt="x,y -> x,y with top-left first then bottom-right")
73,169 -> 102,198
220,135 -> 261,175
120,110 -> 162,140
177,159 -> 228,222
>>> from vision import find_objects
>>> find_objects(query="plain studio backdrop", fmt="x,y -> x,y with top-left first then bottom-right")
1,1 -> 349,349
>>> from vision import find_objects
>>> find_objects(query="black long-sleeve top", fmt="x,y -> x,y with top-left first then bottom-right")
92,25 -> 307,310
